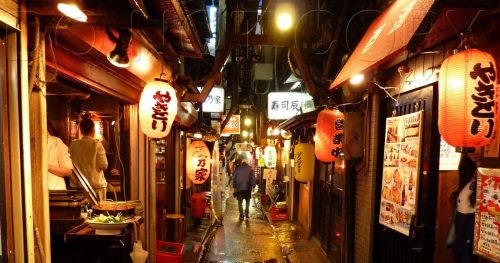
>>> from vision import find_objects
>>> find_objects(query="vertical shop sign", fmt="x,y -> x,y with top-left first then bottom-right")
379,111 -> 423,236
473,168 -> 500,261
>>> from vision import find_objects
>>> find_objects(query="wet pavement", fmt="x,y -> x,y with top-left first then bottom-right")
204,193 -> 286,263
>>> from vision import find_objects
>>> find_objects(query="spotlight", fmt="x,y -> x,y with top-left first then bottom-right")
275,2 -> 295,31
349,73 -> 365,85
105,27 -> 132,68
193,132 -> 203,139
57,1 -> 87,22
242,130 -> 249,138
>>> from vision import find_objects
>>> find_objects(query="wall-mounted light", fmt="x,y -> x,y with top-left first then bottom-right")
105,27 -> 132,68
349,73 -> 365,85
57,1 -> 87,22
193,132 -> 203,139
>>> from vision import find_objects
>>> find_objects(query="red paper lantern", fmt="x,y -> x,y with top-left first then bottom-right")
186,140 -> 211,184
438,49 -> 497,148
315,108 -> 345,162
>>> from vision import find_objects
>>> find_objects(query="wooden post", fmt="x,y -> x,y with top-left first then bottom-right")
29,24 -> 51,262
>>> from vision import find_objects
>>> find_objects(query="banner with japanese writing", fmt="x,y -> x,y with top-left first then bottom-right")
474,168 -> 500,261
221,115 -> 240,135
379,111 -> 423,236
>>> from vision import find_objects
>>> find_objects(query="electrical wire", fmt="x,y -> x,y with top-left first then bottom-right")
242,0 -> 273,35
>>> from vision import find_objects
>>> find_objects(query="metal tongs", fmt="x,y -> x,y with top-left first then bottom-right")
71,162 -> 99,205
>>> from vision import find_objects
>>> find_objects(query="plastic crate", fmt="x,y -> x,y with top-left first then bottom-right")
270,205 -> 288,221
156,240 -> 184,263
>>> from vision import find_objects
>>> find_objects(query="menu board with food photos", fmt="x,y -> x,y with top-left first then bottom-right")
379,111 -> 423,236
474,168 -> 500,261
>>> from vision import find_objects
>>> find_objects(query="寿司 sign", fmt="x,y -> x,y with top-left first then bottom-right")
200,86 -> 224,113
267,92 -> 314,120
221,115 -> 240,135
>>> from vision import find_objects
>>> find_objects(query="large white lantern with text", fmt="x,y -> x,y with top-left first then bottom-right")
139,80 -> 178,138
264,145 -> 277,168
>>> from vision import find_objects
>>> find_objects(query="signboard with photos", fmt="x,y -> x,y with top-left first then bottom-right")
473,168 -> 500,262
379,111 -> 423,236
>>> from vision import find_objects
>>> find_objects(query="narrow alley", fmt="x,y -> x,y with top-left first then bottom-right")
204,193 -> 284,263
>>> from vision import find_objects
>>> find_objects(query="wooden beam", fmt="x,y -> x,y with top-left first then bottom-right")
290,45 -> 327,96
182,72 -> 221,103
46,42 -> 143,103
170,0 -> 203,58
232,34 -> 292,46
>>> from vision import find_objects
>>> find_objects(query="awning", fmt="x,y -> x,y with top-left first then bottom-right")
329,0 -> 436,90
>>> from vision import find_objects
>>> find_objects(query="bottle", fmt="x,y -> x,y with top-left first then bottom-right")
401,185 -> 406,206
408,173 -> 413,191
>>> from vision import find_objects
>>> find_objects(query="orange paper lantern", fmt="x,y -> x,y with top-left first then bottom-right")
315,108 -> 345,162
139,80 -> 178,138
294,143 -> 315,182
438,49 -> 497,148
186,140 -> 211,184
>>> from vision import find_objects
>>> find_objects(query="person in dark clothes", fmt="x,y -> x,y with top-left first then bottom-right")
449,148 -> 482,263
232,159 -> 256,220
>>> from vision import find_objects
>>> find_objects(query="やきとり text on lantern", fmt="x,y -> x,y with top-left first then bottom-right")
186,140 -> 211,184
438,48 -> 497,149
139,80 -> 178,138
315,108 -> 345,163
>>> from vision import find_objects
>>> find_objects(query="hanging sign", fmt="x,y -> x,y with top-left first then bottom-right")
294,143 -> 315,182
264,145 -> 277,168
474,168 -> 500,261
438,48 -> 497,148
263,168 -> 277,191
200,86 -> 225,113
315,108 -> 345,162
221,115 -> 240,135
267,92 -> 308,120
186,140 -> 211,184
139,80 -> 178,138
379,111 -> 423,236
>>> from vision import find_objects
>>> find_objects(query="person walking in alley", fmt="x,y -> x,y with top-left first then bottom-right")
233,159 -> 256,220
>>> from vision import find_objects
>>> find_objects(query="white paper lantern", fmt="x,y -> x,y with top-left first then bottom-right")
139,80 -> 178,138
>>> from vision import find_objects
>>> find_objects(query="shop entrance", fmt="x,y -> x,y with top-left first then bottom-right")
373,84 -> 440,262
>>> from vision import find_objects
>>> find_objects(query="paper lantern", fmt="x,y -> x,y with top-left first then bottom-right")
439,49 -> 497,148
139,80 -> 178,138
294,143 -> 315,182
264,145 -> 277,168
186,140 -> 211,184
315,108 -> 345,162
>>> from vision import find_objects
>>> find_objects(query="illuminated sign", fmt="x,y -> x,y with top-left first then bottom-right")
200,86 -> 225,113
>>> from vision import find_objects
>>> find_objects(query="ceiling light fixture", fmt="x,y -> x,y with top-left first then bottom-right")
349,73 -> 365,85
57,1 -> 87,22
105,27 -> 132,68
275,2 -> 295,31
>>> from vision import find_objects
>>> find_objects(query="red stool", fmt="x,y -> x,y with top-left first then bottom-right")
161,214 -> 185,242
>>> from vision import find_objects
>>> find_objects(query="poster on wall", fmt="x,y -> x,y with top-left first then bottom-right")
263,168 -> 277,192
439,138 -> 462,171
473,168 -> 500,261
379,110 -> 423,236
